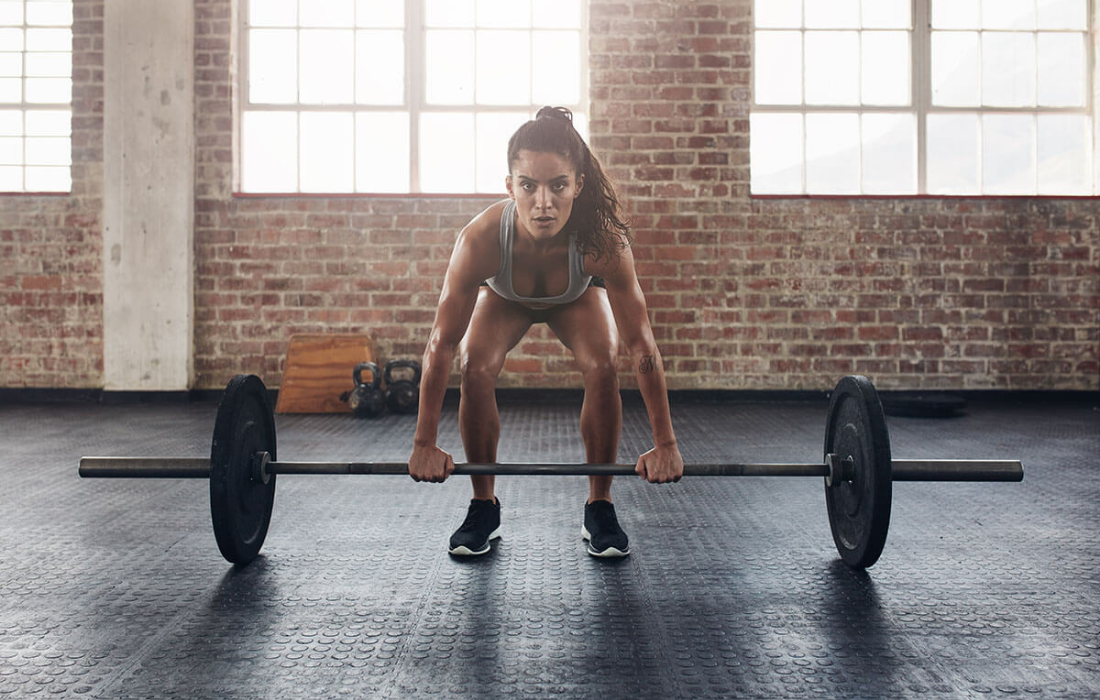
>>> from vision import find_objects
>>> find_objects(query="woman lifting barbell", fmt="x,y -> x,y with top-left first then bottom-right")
408,106 -> 684,558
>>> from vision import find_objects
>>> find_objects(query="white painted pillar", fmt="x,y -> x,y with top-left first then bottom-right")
103,0 -> 195,390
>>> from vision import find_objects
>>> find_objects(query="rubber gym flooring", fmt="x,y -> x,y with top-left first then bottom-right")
1,391 -> 1098,699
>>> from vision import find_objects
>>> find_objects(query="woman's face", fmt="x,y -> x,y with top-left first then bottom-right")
506,149 -> 584,242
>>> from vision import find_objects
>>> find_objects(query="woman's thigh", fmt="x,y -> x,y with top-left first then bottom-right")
545,286 -> 619,369
458,287 -> 535,374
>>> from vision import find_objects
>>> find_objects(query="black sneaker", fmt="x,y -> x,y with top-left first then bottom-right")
582,500 -> 630,558
448,498 -> 501,556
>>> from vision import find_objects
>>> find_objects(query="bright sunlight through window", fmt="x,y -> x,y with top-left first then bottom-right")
240,0 -> 587,195
0,0 -> 72,193
751,0 -> 1096,196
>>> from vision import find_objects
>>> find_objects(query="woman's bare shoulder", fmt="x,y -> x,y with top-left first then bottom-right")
449,199 -> 510,281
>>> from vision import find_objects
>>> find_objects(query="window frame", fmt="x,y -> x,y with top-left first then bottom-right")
750,0 -> 1099,197
0,0 -> 73,195
235,0 -> 590,196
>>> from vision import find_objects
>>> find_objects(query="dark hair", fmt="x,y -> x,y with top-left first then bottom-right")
507,106 -> 631,263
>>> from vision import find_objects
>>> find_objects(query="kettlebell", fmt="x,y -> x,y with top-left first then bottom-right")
384,359 -> 421,415
347,362 -> 385,418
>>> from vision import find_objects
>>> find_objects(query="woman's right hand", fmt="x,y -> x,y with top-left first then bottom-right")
408,443 -> 455,483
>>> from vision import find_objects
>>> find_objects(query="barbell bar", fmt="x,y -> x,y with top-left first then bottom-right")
78,373 -> 1023,569
79,457 -> 1023,481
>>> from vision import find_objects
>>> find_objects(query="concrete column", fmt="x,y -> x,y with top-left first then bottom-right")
103,0 -> 194,390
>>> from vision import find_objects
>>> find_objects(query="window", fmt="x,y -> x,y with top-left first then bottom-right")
751,0 -> 1096,196
239,0 -> 587,195
0,0 -> 72,193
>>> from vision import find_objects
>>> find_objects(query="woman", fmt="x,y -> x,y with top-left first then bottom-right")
408,107 -> 683,558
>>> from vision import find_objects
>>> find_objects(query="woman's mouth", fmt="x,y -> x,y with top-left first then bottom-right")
533,216 -> 555,226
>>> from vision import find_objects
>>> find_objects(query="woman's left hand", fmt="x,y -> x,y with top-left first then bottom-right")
635,444 -> 684,484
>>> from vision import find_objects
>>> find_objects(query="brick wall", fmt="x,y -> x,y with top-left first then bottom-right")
3,0 -> 1099,391
0,0 -> 103,388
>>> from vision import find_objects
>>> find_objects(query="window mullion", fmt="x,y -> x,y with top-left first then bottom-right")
914,0 -> 929,195
407,0 -> 422,194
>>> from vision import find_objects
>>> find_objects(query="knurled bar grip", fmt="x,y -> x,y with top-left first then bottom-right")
78,457 -> 1024,481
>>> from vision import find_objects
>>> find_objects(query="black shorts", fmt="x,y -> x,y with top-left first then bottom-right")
480,277 -> 605,324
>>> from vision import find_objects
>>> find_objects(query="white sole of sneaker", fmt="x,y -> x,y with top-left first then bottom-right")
581,525 -> 630,558
448,527 -> 501,556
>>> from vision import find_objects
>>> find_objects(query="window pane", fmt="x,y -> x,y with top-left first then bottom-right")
26,52 -> 70,77
300,112 -> 354,192
249,0 -> 297,27
477,31 -> 530,105
25,136 -> 68,165
804,0 -> 859,29
532,0 -> 581,29
300,1 -> 354,28
0,166 -> 20,189
750,112 -> 802,194
754,31 -> 802,104
420,112 -> 475,192
25,110 -> 68,136
532,31 -> 579,104
982,33 -> 1035,107
982,0 -> 1035,30
1037,0 -> 1087,29
804,32 -> 858,105
0,53 -> 21,77
250,30 -> 297,103
931,31 -> 979,106
931,0 -> 979,29
0,136 -> 20,164
0,3 -> 22,25
861,0 -> 909,29
571,111 -> 587,141
476,112 -> 527,192
300,30 -> 354,104
1037,114 -> 1091,195
26,1 -> 71,26
982,114 -> 1035,194
426,0 -> 474,27
426,30 -> 474,104
25,28 -> 70,51
356,30 -> 404,104
356,112 -> 409,192
478,0 -> 530,28
926,113 -> 979,194
861,113 -> 915,194
805,112 -> 859,193
25,165 -> 67,191
0,77 -> 19,101
861,31 -> 908,105
357,0 -> 405,28
0,110 -> 20,135
241,111 -> 297,192
1037,33 -> 1085,107
754,0 -> 800,28
25,77 -> 70,103
0,28 -> 22,50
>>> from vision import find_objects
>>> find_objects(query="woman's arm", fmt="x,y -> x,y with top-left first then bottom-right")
409,205 -> 503,482
589,244 -> 683,483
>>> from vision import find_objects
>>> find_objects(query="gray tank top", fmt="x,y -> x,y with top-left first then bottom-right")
484,200 -> 592,306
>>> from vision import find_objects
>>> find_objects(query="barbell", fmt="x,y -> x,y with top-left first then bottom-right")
79,374 -> 1023,569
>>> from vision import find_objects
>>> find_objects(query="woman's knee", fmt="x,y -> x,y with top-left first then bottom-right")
460,352 -> 504,388
578,351 -> 620,387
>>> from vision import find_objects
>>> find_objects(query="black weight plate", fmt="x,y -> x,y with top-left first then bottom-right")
210,374 -> 277,565
823,375 -> 892,568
